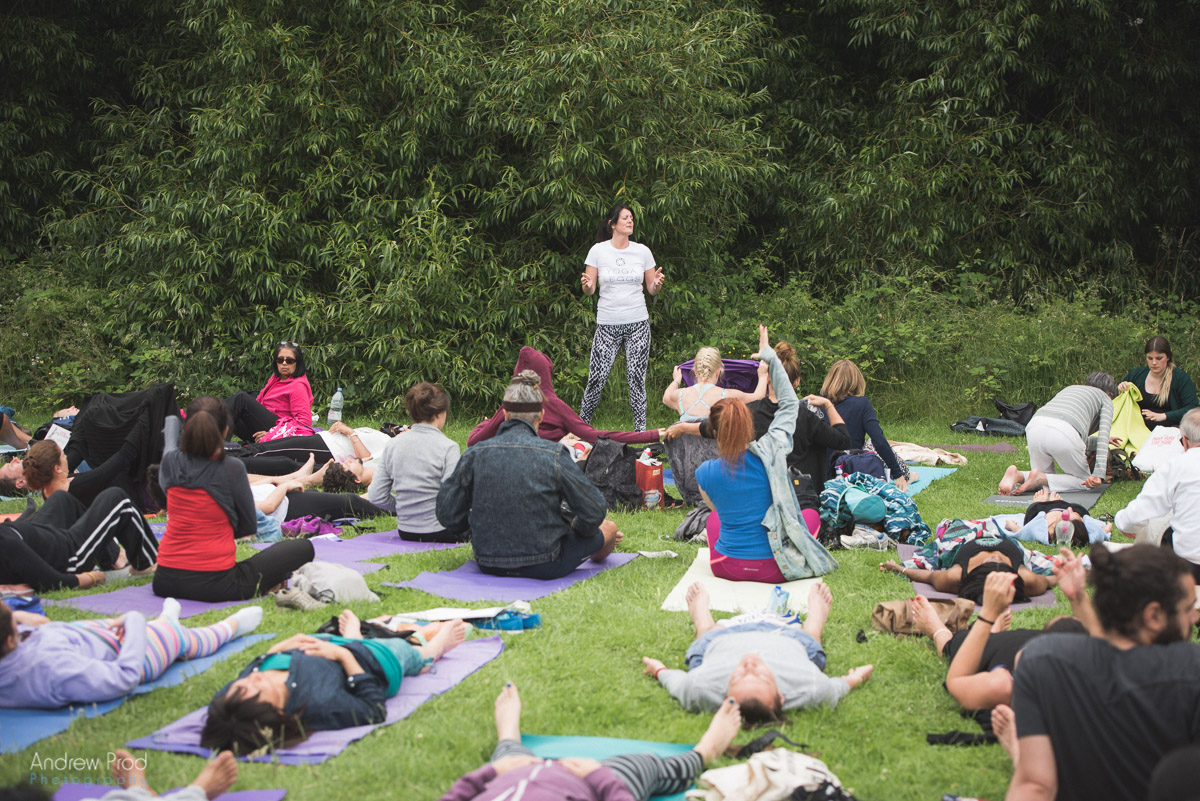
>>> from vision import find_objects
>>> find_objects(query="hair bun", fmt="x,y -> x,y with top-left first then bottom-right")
774,341 -> 795,361
514,369 -> 541,388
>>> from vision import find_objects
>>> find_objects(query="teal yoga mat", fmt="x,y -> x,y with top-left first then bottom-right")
524,734 -> 696,801
905,465 -> 957,497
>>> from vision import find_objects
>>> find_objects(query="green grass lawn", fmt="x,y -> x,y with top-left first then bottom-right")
0,415 -> 1141,800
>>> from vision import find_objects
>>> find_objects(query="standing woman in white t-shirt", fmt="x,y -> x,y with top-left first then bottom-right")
579,204 -> 665,431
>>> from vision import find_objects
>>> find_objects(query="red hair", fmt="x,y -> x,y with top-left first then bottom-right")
710,399 -> 754,463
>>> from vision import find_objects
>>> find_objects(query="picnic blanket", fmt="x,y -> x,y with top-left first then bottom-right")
524,734 -> 698,801
888,442 -> 967,466
660,549 -> 818,614
383,553 -> 639,603
250,530 -> 461,575
0,633 -> 273,753
983,484 -> 1108,511
126,636 -> 504,764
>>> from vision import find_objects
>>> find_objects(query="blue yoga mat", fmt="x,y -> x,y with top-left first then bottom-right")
663,467 -> 675,488
0,632 -> 273,754
905,465 -> 957,497
524,734 -> 696,801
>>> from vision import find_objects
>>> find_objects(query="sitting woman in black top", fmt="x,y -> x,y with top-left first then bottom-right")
1118,336 -> 1199,429
200,610 -> 467,754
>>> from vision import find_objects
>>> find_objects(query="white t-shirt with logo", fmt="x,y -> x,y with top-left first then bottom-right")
585,240 -> 656,325
320,427 -> 392,463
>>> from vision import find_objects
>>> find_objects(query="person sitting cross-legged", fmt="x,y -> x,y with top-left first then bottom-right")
642,581 -> 872,725
437,682 -> 743,801
436,370 -> 623,579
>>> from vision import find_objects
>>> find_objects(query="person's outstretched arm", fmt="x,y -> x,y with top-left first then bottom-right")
946,573 -> 1016,710
858,398 -> 905,477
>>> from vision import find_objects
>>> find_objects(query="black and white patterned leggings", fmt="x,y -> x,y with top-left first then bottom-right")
580,319 -> 652,431
489,739 -> 703,801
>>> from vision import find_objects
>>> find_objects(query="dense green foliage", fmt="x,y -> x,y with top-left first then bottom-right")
3,0 -> 1200,412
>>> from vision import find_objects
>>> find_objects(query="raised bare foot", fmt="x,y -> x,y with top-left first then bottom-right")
686,582 -> 716,635
1018,469 -> 1048,495
694,698 -> 743,764
424,618 -> 467,661
993,704 -> 1019,767
298,453 -> 316,478
338,609 -> 362,638
999,465 -> 1023,496
111,749 -> 153,795
907,595 -> 944,639
992,610 -> 1012,633
191,750 -> 238,800
843,664 -> 874,690
591,521 -> 622,562
802,581 -> 833,640
494,682 -> 522,743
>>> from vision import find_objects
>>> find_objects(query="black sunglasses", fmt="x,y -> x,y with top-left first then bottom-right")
276,357 -> 297,365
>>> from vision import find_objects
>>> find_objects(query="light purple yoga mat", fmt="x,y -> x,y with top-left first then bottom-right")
250,531 -> 461,575
382,553 -> 640,602
53,783 -> 284,801
126,636 -> 505,764
48,583 -> 248,619
896,544 -> 1058,611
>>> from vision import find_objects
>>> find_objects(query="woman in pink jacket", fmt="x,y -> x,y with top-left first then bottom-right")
226,342 -> 315,442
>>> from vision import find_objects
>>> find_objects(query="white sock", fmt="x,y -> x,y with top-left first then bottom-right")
228,606 -> 264,637
159,598 -> 182,622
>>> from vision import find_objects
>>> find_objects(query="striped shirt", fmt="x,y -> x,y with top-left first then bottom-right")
1034,385 -> 1114,478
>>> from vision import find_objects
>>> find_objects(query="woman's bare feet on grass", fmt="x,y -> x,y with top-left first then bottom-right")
694,699 -> 743,764
337,609 -> 362,638
686,582 -> 717,637
494,682 -> 522,743
992,609 -> 1013,633
843,665 -> 874,689
907,595 -> 944,638
191,751 -> 239,800
1020,469 -> 1048,494
110,749 -> 153,795
591,520 -> 623,562
801,581 -> 833,641
418,619 -> 468,666
993,704 -> 1019,767
999,466 -> 1024,496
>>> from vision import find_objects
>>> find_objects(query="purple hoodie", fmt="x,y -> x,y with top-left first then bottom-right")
438,761 -> 634,801
0,612 -> 147,708
468,347 -> 661,447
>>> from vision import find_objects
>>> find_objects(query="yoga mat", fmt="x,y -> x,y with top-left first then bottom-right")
383,553 -> 640,603
663,467 -> 675,488
660,549 -> 818,614
896,544 -> 1059,611
905,466 -> 957,497
0,633 -> 273,753
984,484 -> 1107,510
250,531 -> 461,575
934,442 -> 1019,454
150,521 -> 167,538
53,783 -> 285,801
126,636 -> 505,764
525,734 -> 696,801
48,584 -> 249,619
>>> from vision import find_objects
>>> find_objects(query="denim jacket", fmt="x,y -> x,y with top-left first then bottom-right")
752,349 -> 839,580
436,417 -> 608,568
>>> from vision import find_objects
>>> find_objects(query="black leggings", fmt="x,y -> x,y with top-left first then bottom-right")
285,491 -> 386,520
235,435 -> 334,466
152,539 -> 314,602
13,487 -> 158,577
398,528 -> 469,544
69,416 -> 150,510
225,392 -> 280,442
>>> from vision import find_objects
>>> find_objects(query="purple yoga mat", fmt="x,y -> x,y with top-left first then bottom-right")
678,358 -> 761,393
933,442 -> 1019,454
250,530 -> 461,575
126,636 -> 505,764
48,583 -> 247,618
53,783 -> 284,801
896,544 -> 1059,611
382,553 -> 640,602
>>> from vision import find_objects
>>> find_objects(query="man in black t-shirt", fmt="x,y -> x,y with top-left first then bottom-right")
1005,544 -> 1200,801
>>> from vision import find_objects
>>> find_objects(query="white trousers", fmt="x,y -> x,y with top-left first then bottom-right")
1026,416 -> 1091,492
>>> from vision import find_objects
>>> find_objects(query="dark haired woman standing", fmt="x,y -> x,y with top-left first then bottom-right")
1118,336 -> 1199,428
153,396 -> 313,602
225,342 -> 315,442
579,204 -> 665,432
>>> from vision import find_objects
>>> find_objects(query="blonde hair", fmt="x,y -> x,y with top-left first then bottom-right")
693,347 -> 722,382
820,359 -> 866,404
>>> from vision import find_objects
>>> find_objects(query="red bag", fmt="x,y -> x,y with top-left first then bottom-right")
636,459 -> 665,509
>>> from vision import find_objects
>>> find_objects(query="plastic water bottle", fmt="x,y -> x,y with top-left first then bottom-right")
1054,511 -> 1074,546
327,388 -> 344,424
835,465 -> 844,479
885,468 -> 892,483
768,585 -> 790,616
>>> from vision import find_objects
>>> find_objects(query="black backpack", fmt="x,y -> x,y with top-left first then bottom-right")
994,398 -> 1038,427
584,437 -> 642,511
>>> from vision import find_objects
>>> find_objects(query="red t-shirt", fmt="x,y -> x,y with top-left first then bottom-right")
156,487 -> 236,571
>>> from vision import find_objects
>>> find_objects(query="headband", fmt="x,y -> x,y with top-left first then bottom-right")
502,401 -> 543,413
